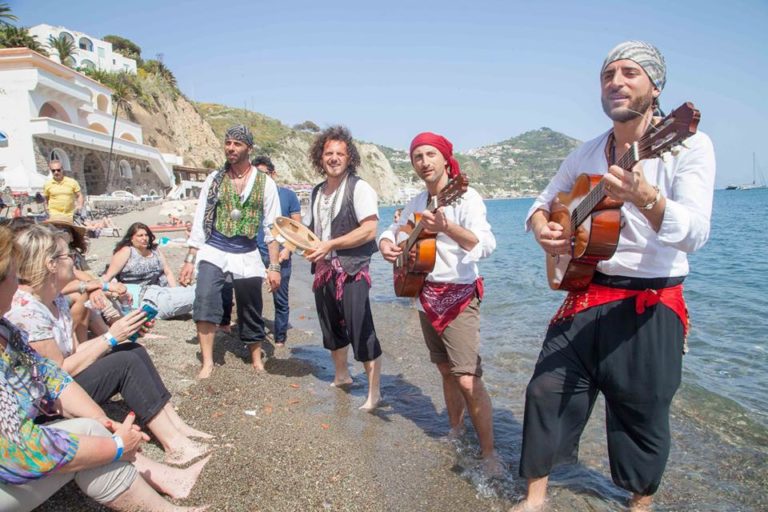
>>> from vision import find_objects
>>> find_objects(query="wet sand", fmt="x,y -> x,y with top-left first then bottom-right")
39,204 -> 509,511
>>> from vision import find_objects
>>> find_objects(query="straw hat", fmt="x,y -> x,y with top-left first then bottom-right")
44,215 -> 88,253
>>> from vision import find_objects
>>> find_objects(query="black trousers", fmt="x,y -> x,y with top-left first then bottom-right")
314,276 -> 382,363
519,275 -> 685,496
193,261 -> 265,343
74,343 -> 171,425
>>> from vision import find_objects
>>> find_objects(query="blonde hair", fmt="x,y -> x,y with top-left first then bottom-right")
0,226 -> 20,282
15,224 -> 68,290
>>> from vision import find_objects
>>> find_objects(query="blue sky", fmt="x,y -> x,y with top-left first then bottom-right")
10,0 -> 768,187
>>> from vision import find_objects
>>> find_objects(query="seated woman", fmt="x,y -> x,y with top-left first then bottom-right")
43,215 -> 127,340
102,222 -> 195,320
6,224 -> 212,466
0,226 -> 209,512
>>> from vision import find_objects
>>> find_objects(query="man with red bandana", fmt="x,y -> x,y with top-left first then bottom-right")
513,41 -> 716,511
378,132 -> 500,475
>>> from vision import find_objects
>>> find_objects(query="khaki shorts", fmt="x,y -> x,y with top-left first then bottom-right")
0,418 -> 137,511
419,297 -> 482,377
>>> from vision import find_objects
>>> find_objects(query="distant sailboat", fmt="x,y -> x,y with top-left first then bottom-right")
726,153 -> 767,190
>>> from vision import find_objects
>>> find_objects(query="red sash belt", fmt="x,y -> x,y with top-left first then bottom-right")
551,283 -> 689,338
313,257 -> 371,302
420,278 -> 484,335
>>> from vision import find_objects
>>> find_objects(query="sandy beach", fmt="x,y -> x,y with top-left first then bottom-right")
38,203 -> 513,512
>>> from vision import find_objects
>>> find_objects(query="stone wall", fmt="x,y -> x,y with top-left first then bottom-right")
33,137 -> 167,196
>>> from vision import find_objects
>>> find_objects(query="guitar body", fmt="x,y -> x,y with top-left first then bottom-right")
394,214 -> 438,297
547,174 -> 623,291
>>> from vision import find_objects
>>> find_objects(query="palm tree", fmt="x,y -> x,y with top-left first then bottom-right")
0,25 -> 48,55
105,74 -> 133,186
0,3 -> 18,27
47,34 -> 76,67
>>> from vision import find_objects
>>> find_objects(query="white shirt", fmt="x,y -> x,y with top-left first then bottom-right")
188,167 -> 280,279
302,176 -> 379,255
524,130 -> 716,278
378,186 -> 496,284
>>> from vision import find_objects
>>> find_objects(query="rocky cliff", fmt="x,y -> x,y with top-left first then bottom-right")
119,74 -> 576,203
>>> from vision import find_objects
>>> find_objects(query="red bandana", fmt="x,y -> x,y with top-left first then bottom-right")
410,132 -> 461,179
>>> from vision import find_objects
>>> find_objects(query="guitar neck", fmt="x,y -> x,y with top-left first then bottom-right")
572,143 -> 640,229
403,196 -> 439,252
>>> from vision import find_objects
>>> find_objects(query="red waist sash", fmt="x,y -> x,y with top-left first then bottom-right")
551,283 -> 689,339
420,278 -> 484,335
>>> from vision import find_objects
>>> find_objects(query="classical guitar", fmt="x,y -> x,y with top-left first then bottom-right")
547,102 -> 701,291
393,174 -> 469,297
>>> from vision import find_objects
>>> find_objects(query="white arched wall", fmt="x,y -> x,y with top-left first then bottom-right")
88,123 -> 109,134
39,101 -> 72,123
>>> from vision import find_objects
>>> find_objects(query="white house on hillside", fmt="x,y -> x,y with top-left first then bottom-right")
0,48 -> 175,196
28,24 -> 137,74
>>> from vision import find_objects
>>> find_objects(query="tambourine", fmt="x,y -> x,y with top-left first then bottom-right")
269,216 -> 320,257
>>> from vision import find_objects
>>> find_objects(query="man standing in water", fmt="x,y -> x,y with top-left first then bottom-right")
180,125 -> 282,379
304,125 -> 382,411
378,132 -> 500,474
513,41 -> 716,511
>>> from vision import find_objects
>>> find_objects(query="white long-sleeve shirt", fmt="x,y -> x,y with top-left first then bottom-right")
378,186 -> 496,284
524,130 -> 716,278
188,167 -> 280,279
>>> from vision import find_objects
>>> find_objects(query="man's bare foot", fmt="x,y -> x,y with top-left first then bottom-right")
330,375 -> 353,388
629,494 -> 653,511
252,361 -> 265,373
197,364 -> 213,380
164,440 -> 210,466
161,454 -> 212,499
358,395 -> 382,411
480,451 -> 504,478
509,499 -> 546,512
446,425 -> 467,442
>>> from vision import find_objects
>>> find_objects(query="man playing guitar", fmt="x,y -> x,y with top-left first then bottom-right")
378,132 -> 501,475
514,42 -> 716,511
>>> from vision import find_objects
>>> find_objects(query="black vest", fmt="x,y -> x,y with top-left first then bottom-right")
310,173 -> 378,275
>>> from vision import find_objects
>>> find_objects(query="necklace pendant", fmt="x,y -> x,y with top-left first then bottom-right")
230,208 -> 242,221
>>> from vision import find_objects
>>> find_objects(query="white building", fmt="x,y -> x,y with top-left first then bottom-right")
28,24 -> 137,74
0,48 -> 174,196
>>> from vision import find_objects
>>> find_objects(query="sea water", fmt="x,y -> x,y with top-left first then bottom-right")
369,189 -> 767,510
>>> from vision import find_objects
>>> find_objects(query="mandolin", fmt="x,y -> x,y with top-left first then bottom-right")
393,174 -> 469,297
547,102 -> 701,291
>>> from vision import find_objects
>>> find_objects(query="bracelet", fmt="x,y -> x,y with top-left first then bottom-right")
184,253 -> 196,264
102,281 -> 110,292
103,332 -> 118,348
111,434 -> 124,462
78,280 -> 87,294
640,186 -> 662,210
268,263 -> 281,273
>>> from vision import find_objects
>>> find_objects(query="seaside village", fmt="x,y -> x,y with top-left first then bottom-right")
0,24 -> 321,222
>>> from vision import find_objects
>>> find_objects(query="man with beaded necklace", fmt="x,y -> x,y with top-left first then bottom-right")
179,125 -> 282,379
304,125 -> 382,411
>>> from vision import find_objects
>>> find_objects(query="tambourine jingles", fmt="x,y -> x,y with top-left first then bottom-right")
269,216 -> 320,257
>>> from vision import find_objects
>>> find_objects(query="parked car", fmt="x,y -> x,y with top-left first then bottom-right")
140,194 -> 163,202
110,190 -> 139,200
